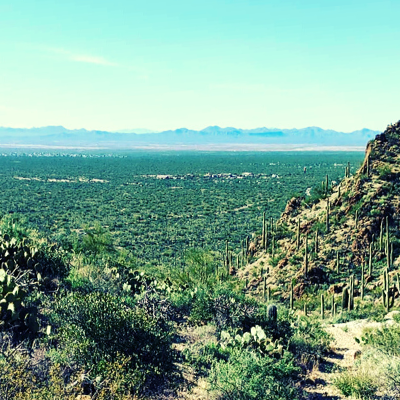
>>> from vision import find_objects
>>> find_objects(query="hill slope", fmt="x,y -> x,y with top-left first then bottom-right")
242,120 -> 400,309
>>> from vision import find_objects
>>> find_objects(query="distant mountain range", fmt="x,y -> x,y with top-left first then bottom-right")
0,125 -> 380,149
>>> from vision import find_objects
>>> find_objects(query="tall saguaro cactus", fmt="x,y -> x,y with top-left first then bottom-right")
336,250 -> 340,273
290,283 -> 294,310
326,199 -> 330,234
296,219 -> 300,250
304,234 -> 308,278
262,212 -> 266,250
383,268 -> 394,312
386,216 -> 390,270
361,264 -> 365,300
369,242 -> 373,276
321,294 -> 325,319
325,175 -> 329,195
348,275 -> 354,312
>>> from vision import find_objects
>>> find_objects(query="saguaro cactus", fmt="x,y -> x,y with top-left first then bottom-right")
348,275 -> 354,311
263,276 -> 267,299
267,304 -> 277,322
382,268 -> 394,312
342,287 -> 349,311
369,242 -> 373,276
361,264 -> 365,301
325,175 -> 329,195
296,219 -> 300,250
379,219 -> 384,252
262,212 -> 266,250
321,294 -> 325,319
289,284 -> 294,310
304,234 -> 308,278
336,250 -> 340,273
314,229 -> 319,254
326,199 -> 330,233
225,240 -> 229,271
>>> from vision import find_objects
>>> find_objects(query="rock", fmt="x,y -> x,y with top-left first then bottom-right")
385,310 -> 400,321
293,283 -> 305,298
344,349 -> 362,362
276,257 -> 288,269
327,282 -> 346,294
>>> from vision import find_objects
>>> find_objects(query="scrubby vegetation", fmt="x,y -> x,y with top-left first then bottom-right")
2,126 -> 400,400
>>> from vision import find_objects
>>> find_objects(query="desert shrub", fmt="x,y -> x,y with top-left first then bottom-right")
0,354 -> 80,400
289,315 -> 332,370
211,288 -> 259,331
208,348 -> 301,400
184,341 -> 230,376
189,287 -> 214,324
377,164 -> 393,180
359,321 -> 400,356
49,291 -> 175,391
334,366 -> 377,399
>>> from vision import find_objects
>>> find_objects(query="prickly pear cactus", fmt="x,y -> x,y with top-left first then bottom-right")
0,267 -> 38,334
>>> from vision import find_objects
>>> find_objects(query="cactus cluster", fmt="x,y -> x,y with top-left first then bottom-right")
0,268 -> 39,334
220,325 -> 283,358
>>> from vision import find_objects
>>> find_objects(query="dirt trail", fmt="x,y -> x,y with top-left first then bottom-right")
304,318 -> 394,399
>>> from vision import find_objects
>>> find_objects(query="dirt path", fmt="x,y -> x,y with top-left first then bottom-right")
304,318 -> 393,399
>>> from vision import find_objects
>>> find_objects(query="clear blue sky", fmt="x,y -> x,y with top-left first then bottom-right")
0,0 -> 399,132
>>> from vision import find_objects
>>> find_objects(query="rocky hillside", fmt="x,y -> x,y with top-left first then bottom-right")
241,120 -> 400,311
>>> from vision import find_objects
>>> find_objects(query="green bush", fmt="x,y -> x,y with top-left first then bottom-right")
360,322 -> 400,356
208,348 -> 301,400
334,368 -> 377,399
49,291 -> 175,390
289,315 -> 332,370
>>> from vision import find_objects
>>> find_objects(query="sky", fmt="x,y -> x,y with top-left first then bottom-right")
0,0 -> 399,132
